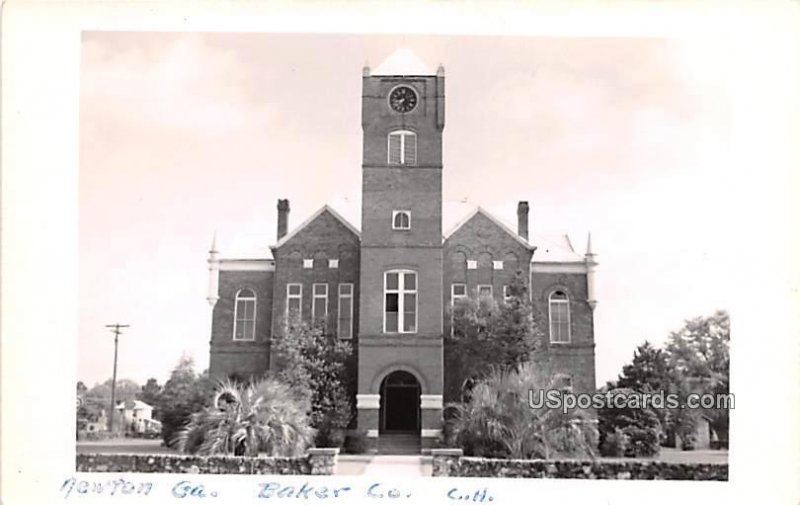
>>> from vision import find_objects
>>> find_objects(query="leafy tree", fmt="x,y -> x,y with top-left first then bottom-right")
445,270 -> 542,401
175,378 -> 314,457
271,321 -> 354,448
665,310 -> 730,442
80,378 -> 141,426
445,362 -> 597,459
597,386 -> 662,457
138,378 -> 162,418
157,356 -> 214,446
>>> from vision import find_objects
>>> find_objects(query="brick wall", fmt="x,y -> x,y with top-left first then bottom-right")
361,75 -> 444,168
271,209 -> 360,340
530,270 -> 596,393
210,270 -> 273,379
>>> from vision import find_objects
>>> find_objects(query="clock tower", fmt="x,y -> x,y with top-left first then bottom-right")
356,49 -> 446,452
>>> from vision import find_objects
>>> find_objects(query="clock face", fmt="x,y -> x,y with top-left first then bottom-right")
389,86 -> 418,113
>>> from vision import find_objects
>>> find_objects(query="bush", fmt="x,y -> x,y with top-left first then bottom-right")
343,430 -> 369,454
447,363 -> 597,460
174,378 -> 314,457
622,426 -> 660,457
600,427 -> 629,457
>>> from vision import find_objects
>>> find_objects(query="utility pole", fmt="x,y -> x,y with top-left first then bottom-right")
105,324 -> 130,433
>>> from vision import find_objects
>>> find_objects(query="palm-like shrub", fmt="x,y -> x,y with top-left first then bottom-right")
445,363 -> 597,460
174,378 -> 314,457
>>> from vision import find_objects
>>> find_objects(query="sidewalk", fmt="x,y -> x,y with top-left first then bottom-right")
338,455 -> 432,477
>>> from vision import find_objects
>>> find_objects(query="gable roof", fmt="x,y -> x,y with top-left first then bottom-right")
273,205 -> 361,249
443,206 -> 535,251
530,234 -> 585,263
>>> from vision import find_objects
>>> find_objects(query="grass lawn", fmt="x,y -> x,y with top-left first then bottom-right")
76,438 -> 176,454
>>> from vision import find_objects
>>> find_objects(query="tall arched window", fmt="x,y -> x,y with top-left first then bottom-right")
387,130 -> 417,165
549,290 -> 571,343
384,270 -> 417,333
233,288 -> 256,341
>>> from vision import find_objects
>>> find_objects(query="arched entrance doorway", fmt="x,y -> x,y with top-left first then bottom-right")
379,371 -> 421,434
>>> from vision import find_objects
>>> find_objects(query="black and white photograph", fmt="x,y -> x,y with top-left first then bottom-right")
2,2 -> 799,504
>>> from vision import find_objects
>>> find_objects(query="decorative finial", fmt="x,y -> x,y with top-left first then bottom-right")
585,231 -> 594,257
209,231 -> 218,254
362,63 -> 371,77
437,64 -> 445,76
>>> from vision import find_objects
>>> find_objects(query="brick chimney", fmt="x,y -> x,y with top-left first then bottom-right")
517,201 -> 529,241
277,199 -> 290,240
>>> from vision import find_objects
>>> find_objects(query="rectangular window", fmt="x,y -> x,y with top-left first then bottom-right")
466,260 -> 477,270
493,260 -> 504,270
337,283 -> 353,339
450,283 -> 468,336
503,285 -> 512,303
384,271 -> 417,333
286,283 -> 302,324
477,285 -> 493,299
303,259 -> 313,269
328,258 -> 339,269
312,283 -> 328,329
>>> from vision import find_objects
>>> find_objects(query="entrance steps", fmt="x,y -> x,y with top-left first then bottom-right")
377,433 -> 421,455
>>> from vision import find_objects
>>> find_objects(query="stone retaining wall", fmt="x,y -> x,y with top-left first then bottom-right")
431,449 -> 728,481
77,448 -> 338,476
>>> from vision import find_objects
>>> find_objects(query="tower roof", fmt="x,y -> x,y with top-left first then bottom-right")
371,48 -> 435,76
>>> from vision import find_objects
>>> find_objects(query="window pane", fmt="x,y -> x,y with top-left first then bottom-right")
314,284 -> 327,296
244,322 -> 254,340
339,283 -> 352,296
403,133 -> 417,165
453,284 -> 466,296
403,312 -> 416,332
386,293 -> 399,312
388,134 -> 402,164
234,322 -> 244,339
404,273 -> 416,290
313,298 -> 326,320
288,298 -> 301,320
288,284 -> 301,296
479,286 -> 492,298
393,212 -> 403,229
386,273 -> 399,290
401,212 -> 410,228
385,312 -> 398,332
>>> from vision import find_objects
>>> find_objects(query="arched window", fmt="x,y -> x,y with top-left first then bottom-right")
384,270 -> 417,333
549,290 -> 571,343
392,210 -> 411,230
233,289 -> 256,341
387,130 -> 417,165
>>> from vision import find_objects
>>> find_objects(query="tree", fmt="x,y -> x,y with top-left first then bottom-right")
271,321 -> 354,448
445,270 -> 542,401
445,362 -> 597,459
665,310 -> 730,443
157,356 -> 214,446
175,378 -> 314,457
597,386 -> 662,457
138,378 -> 162,418
80,378 -> 141,428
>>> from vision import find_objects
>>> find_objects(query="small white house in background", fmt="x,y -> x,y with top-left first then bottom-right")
114,400 -> 161,434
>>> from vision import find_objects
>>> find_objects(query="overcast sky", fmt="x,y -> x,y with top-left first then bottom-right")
78,32 -> 736,388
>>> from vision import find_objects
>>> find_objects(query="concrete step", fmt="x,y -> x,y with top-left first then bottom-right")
378,434 -> 421,455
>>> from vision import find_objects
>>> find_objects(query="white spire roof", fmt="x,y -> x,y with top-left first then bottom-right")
371,48 -> 434,76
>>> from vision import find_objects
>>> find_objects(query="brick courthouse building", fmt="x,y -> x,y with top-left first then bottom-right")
205,50 -> 598,452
